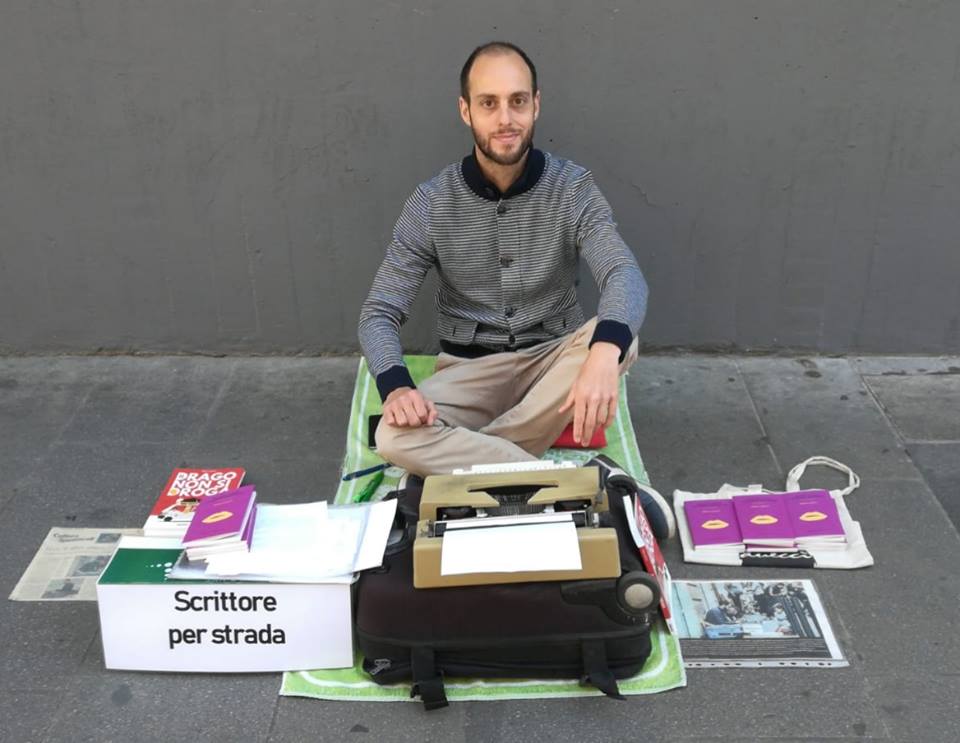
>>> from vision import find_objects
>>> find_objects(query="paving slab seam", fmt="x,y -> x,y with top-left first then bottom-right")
857,669 -> 897,741
858,375 -> 911,445
855,375 -> 960,540
665,738 -> 890,742
0,489 -> 15,516
883,477 -> 960,544
900,439 -> 960,445
36,693 -> 71,743
732,359 -> 785,478
263,691 -> 283,743
187,359 -> 239,445
79,629 -> 104,665
865,672 -> 960,679
37,438 -> 181,449
23,383 -> 98,469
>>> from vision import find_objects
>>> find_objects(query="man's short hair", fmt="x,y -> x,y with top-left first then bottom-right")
460,41 -> 538,101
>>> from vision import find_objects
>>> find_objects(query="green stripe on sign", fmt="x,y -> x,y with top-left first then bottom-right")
98,548 -> 184,585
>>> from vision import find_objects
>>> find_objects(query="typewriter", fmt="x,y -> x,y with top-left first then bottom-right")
412,463 -> 622,588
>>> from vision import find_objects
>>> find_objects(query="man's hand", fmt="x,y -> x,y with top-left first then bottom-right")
558,342 -> 621,445
383,387 -> 438,428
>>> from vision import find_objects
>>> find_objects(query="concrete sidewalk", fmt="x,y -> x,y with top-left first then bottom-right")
1,354 -> 958,743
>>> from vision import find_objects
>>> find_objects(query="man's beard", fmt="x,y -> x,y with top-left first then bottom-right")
472,123 -> 535,166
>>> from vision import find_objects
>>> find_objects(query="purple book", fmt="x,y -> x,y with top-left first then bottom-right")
684,499 -> 743,547
240,502 -> 258,549
181,485 -> 257,547
784,490 -> 845,541
732,493 -> 795,546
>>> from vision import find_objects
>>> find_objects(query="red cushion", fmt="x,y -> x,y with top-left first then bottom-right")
552,423 -> 607,449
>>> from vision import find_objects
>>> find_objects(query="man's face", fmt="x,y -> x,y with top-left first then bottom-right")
459,51 -> 540,166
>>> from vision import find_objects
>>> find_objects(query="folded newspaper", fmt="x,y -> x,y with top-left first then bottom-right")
674,457 -> 873,569
10,528 -> 142,601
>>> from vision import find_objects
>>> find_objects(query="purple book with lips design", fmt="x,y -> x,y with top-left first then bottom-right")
684,499 -> 743,547
784,489 -> 846,542
732,493 -> 795,546
181,485 -> 257,547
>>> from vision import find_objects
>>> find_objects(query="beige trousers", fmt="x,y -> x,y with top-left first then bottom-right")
375,317 -> 639,476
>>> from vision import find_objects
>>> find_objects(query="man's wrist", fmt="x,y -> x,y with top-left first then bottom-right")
375,365 -> 417,402
588,341 -> 621,361
385,386 -> 413,403
589,319 -> 634,363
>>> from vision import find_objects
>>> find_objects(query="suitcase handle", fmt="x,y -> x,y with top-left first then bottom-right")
581,640 -> 626,700
410,647 -> 448,710
380,489 -> 419,558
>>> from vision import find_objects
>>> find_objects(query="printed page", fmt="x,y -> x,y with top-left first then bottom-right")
350,499 -> 398,571
670,579 -> 847,667
203,502 -> 333,578
200,500 -> 396,581
10,528 -> 142,601
440,520 -> 582,576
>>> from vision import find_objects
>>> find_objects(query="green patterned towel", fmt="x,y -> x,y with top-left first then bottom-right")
281,356 -> 686,702
282,620 -> 683,702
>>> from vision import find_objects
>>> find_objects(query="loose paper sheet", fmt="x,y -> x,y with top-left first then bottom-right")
203,502 -> 328,575
182,499 -> 397,582
440,520 -> 582,576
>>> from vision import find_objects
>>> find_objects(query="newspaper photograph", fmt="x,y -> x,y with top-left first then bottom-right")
10,527 -> 141,601
670,579 -> 847,668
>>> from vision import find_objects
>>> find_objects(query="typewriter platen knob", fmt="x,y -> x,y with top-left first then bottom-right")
617,572 -> 661,613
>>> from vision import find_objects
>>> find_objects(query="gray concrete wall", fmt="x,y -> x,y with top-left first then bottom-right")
2,1 -> 958,355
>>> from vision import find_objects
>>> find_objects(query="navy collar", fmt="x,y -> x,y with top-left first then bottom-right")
461,146 -> 546,201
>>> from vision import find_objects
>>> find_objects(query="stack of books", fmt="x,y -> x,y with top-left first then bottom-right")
684,490 -> 846,552
143,468 -> 246,537
180,485 -> 258,560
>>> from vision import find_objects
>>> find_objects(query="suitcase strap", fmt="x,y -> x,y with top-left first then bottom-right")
582,640 -> 625,700
410,647 -> 448,710
405,641 -> 627,708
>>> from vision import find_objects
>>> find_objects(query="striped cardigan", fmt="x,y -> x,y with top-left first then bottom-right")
358,148 -> 649,401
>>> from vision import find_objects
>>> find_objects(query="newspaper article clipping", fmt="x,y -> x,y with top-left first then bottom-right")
671,579 -> 847,667
10,528 -> 141,601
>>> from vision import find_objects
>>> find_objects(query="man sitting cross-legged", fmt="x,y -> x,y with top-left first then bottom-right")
358,41 -> 674,539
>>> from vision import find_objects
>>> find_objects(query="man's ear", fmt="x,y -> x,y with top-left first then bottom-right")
533,90 -> 541,121
458,96 -> 472,127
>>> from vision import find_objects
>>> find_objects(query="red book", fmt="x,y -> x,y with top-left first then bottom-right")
626,494 -> 674,631
552,423 -> 607,449
143,468 -> 246,536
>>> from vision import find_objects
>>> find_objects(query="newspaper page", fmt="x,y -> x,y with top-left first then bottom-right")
670,579 -> 847,668
10,527 -> 141,601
